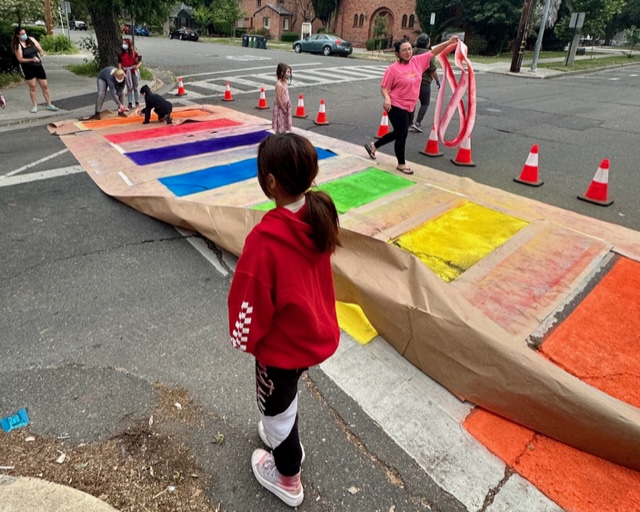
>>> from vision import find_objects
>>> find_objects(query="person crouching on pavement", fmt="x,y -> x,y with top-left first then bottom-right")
92,67 -> 127,120
139,85 -> 173,124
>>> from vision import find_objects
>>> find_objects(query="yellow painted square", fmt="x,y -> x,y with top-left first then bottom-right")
392,202 -> 529,282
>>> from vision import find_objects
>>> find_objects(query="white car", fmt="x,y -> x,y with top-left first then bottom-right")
34,20 -> 45,26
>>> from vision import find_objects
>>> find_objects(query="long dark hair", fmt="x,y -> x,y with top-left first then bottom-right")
257,133 -> 340,253
121,38 -> 134,57
12,27 -> 33,53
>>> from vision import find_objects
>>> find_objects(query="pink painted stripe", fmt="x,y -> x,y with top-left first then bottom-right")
104,118 -> 243,144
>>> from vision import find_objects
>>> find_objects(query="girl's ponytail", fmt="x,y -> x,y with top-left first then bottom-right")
305,189 -> 340,253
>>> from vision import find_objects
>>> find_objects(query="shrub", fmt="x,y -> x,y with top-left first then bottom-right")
0,20 -> 19,73
365,38 -> 388,51
280,31 -> 298,42
465,34 -> 488,55
249,27 -> 271,39
40,34 -> 74,53
23,26 -> 47,40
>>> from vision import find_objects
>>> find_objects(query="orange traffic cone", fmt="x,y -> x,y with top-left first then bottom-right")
176,77 -> 186,97
314,99 -> 329,125
419,125 -> 443,157
256,87 -> 268,109
374,111 -> 389,139
294,94 -> 307,118
578,159 -> 614,206
514,144 -> 543,186
450,137 -> 476,167
222,82 -> 234,102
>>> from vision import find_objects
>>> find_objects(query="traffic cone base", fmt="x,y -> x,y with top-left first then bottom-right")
176,77 -> 186,97
256,87 -> 268,110
420,125 -> 443,157
222,82 -> 234,102
374,111 -> 389,139
450,138 -> 475,167
314,99 -> 329,125
514,144 -> 543,186
294,94 -> 307,118
578,159 -> 613,206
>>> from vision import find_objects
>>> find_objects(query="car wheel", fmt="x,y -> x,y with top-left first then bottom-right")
294,44 -> 302,53
194,37 -> 199,42
169,33 -> 173,39
323,46 -> 331,56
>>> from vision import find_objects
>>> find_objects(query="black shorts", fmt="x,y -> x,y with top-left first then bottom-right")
22,64 -> 47,81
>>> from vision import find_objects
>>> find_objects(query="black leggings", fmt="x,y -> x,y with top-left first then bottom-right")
256,361 -> 306,476
374,106 -> 412,166
410,82 -> 432,126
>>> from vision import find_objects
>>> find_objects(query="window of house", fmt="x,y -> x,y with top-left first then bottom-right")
284,18 -> 290,30
409,15 -> 415,28
402,15 -> 407,28
256,0 -> 261,7
264,17 -> 270,29
353,14 -> 358,27
359,14 -> 364,26
277,0 -> 284,4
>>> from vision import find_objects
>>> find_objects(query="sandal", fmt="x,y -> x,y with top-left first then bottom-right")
396,166 -> 413,175
364,143 -> 376,160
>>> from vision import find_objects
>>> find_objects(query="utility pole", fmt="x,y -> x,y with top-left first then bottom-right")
44,0 -> 54,35
510,0 -> 537,72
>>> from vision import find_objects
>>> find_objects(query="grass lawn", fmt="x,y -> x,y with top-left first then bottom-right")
538,55 -> 637,70
0,72 -> 23,89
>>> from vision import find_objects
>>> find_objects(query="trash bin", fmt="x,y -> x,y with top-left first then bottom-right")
242,34 -> 248,47
256,35 -> 267,50
249,35 -> 256,48
576,47 -> 586,55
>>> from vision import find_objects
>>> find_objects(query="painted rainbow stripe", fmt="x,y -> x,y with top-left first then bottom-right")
159,147 -> 338,197
392,201 -> 529,282
126,129 -> 271,166
254,167 -> 415,214
105,118 -> 243,144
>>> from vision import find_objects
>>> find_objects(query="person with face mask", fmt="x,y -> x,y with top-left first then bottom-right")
91,67 -> 127,120
118,38 -> 142,110
11,27 -> 58,113
364,36 -> 458,174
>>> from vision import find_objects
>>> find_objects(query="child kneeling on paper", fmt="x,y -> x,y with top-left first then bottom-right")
139,84 -> 173,125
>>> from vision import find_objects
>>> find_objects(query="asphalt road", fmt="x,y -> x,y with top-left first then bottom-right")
1,32 -> 639,511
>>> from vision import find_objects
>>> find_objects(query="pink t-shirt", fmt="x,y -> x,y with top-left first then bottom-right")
381,51 -> 433,112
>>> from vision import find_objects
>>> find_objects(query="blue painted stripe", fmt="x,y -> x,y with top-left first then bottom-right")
126,130 -> 271,166
159,147 -> 338,197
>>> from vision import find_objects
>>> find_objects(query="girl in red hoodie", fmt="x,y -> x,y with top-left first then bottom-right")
228,133 -> 340,507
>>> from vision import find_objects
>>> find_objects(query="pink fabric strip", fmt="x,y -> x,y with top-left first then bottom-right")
433,41 -> 476,148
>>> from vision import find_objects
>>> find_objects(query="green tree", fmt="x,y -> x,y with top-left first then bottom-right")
0,0 -> 44,26
311,0 -> 335,28
415,0 -> 459,42
72,0 -> 173,69
193,6 -> 216,35
625,24 -> 640,54
373,13 -> 388,51
213,0 -> 244,37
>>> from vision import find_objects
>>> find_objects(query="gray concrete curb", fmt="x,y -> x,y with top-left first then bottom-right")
0,475 -> 118,512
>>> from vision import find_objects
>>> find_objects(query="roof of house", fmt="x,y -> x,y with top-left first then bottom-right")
254,3 -> 294,16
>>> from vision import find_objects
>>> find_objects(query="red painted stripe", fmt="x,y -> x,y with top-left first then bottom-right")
105,118 -> 243,144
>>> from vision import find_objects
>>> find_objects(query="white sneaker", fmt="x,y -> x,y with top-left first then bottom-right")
251,448 -> 304,507
258,420 -> 306,463
30,106 -> 38,113
413,123 -> 424,133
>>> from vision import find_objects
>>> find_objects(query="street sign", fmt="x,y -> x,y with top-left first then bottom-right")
569,12 -> 585,29
62,1 -> 71,14
430,13 -> 436,25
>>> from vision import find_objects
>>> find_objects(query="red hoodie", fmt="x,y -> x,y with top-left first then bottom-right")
228,205 -> 339,369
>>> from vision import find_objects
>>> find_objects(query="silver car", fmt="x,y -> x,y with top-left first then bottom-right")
293,34 -> 353,57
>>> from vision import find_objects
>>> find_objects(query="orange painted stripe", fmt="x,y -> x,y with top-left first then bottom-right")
464,257 -> 640,511
464,409 -> 640,512
77,109 -> 209,130
540,257 -> 640,407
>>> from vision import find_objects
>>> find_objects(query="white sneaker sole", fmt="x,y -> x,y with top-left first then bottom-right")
251,449 -> 304,507
258,420 -> 306,463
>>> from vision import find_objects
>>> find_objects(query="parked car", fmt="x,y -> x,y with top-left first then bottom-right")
169,27 -> 199,41
122,23 -> 132,34
72,20 -> 87,30
293,34 -> 352,56
134,25 -> 150,36
34,20 -> 45,26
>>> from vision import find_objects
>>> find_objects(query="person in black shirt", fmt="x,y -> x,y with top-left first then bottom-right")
139,85 -> 173,124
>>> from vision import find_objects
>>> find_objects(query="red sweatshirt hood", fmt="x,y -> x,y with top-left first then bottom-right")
256,205 -> 322,261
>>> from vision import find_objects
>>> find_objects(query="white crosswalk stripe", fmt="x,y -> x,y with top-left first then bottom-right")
173,65 -> 388,98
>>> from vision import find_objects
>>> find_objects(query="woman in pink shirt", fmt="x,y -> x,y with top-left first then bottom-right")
364,37 -> 458,174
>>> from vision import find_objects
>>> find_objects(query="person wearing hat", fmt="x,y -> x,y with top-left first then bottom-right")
91,66 -> 127,120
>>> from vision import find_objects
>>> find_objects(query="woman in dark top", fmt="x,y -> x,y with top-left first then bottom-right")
11,27 -> 58,114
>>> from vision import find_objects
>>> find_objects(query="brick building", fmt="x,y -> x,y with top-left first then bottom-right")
237,0 -> 422,47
